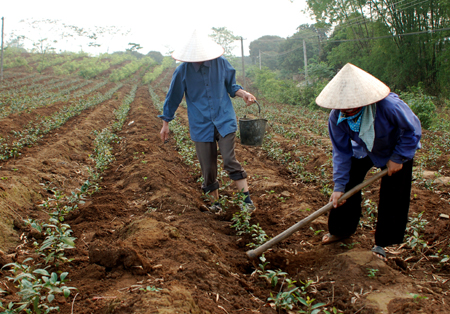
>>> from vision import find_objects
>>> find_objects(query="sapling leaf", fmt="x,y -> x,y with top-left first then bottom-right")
48,294 -> 55,302
63,288 -> 71,298
61,237 -> 76,247
50,272 -> 58,284
22,257 -> 35,264
33,269 -> 50,276
14,273 -> 35,283
33,296 -> 41,314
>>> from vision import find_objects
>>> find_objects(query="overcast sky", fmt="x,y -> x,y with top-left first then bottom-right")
1,0 -> 314,56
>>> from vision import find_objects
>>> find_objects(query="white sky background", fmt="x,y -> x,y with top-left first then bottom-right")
1,0 -> 314,56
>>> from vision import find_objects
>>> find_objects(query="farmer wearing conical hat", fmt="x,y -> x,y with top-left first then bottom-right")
316,63 -> 422,260
158,30 -> 256,214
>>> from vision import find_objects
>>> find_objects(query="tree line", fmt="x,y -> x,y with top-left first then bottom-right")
248,0 -> 450,98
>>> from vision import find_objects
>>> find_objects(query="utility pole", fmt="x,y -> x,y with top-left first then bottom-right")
1,17 -> 4,82
303,39 -> 308,85
259,49 -> 261,70
241,36 -> 245,90
317,32 -> 322,59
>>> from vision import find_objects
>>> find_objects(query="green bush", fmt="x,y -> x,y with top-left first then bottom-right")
399,85 -> 436,129
246,66 -> 327,109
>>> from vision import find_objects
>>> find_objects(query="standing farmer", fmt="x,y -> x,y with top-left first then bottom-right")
316,63 -> 421,260
158,30 -> 256,213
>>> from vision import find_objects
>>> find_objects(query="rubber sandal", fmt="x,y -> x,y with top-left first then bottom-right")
371,245 -> 387,261
322,233 -> 346,245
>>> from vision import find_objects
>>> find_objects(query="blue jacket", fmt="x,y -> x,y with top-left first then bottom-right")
329,93 -> 422,192
158,56 -> 242,142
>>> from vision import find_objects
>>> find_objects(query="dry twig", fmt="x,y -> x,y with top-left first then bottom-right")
71,293 -> 79,314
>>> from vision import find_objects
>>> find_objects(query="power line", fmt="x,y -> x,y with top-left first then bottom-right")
334,0 -> 431,29
256,26 -> 450,58
328,26 -> 450,43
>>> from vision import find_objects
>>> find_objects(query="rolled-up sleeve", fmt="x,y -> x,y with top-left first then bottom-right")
329,111 -> 353,192
158,66 -> 186,122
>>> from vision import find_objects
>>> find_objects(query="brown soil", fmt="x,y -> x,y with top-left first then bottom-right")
0,66 -> 449,314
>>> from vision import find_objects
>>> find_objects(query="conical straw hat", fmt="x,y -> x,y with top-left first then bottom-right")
172,30 -> 225,62
315,63 -> 390,109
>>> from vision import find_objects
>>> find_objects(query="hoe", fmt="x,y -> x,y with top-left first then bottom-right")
246,168 -> 388,258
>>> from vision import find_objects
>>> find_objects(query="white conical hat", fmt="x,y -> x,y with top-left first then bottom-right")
171,30 -> 225,62
315,63 -> 390,109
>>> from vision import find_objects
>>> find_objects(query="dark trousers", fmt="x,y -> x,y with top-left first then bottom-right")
195,128 -> 247,193
328,157 -> 413,247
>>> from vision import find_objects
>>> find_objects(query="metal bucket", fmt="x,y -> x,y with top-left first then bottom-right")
239,100 -> 267,147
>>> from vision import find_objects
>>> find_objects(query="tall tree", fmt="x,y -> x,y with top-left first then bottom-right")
249,35 -> 285,70
209,27 -> 240,57
305,0 -> 450,95
277,24 -> 322,78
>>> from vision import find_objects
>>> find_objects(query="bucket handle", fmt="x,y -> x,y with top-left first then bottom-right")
253,100 -> 262,117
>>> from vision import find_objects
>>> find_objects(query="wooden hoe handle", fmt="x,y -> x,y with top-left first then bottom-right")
246,168 -> 388,259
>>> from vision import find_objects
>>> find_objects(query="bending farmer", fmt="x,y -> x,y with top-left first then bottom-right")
158,30 -> 256,214
315,63 -> 422,260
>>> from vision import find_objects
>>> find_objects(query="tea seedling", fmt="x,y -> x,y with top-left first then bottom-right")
410,293 -> 428,302
309,227 -> 324,236
340,242 -> 359,249
140,286 -> 161,292
366,268 -> 379,279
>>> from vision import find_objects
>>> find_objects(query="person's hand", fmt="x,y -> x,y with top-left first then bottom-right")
387,160 -> 403,176
330,191 -> 345,208
160,121 -> 169,143
236,89 -> 256,106
242,91 -> 256,106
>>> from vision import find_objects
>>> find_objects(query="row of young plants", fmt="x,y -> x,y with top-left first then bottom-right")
0,74 -> 49,91
100,53 -> 137,65
2,72 -> 32,80
142,57 -> 174,84
149,79 -> 332,313
53,57 -> 111,79
3,55 -> 32,72
2,50 -> 87,74
1,77 -> 76,99
109,57 -> 157,82
0,79 -> 94,119
0,79 -> 139,314
0,82 -> 122,161
1,78 -> 109,119
35,54 -> 85,74
90,81 -> 138,175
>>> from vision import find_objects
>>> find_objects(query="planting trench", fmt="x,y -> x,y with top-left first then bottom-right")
0,67 -> 449,314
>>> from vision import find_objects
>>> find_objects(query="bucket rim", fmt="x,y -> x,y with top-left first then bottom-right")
239,118 -> 268,122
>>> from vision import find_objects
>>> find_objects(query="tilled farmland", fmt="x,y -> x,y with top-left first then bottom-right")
0,58 -> 449,314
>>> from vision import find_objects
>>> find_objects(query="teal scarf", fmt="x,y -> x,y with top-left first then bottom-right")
337,107 -> 365,132
337,104 -> 377,152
